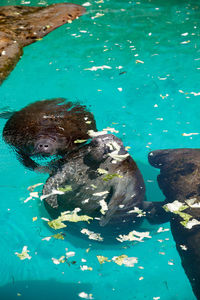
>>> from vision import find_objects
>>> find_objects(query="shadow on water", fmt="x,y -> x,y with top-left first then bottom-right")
0,279 -> 92,300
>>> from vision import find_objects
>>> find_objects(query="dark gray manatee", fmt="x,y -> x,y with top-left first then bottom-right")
148,148 -> 200,300
3,98 -> 97,173
0,3 -> 86,83
42,134 -> 146,227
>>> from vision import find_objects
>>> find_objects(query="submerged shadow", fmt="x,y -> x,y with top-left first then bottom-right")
0,279 -> 92,300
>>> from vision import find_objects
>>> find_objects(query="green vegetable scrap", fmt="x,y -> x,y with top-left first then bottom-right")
163,200 -> 199,229
96,254 -> 138,267
48,219 -> 67,230
97,168 -> 108,175
48,208 -> 93,230
52,256 -> 66,264
52,233 -> 65,240
15,246 -> 31,260
102,173 -> 123,181
96,255 -> 111,264
74,139 -> 88,143
57,185 -> 72,193
112,255 -> 128,265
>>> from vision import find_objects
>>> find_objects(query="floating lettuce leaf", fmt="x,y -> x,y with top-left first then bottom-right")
74,139 -> 88,144
112,255 -> 138,267
57,185 -> 72,193
96,255 -> 110,264
48,208 -> 93,230
52,233 -> 65,240
97,168 -> 108,175
108,152 -> 129,162
102,127 -> 119,133
127,207 -> 146,217
66,251 -> 75,258
112,254 -> 128,265
93,191 -> 109,197
80,265 -> 93,271
181,218 -> 200,229
88,130 -> 107,137
115,256 -> 138,267
52,256 -> 65,264
15,246 -> 31,260
40,189 -> 64,201
90,184 -> 97,189
48,219 -> 67,230
99,199 -> 108,215
78,292 -> 94,299
164,200 -> 188,213
186,198 -> 200,208
102,173 -> 123,181
163,200 -> 200,229
97,254 -> 138,267
60,209 -> 93,223
179,211 -> 192,226
27,182 -> 43,191
117,230 -> 151,243
42,236 -> 52,241
81,229 -> 103,241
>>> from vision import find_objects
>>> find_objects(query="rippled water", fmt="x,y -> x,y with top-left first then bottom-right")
0,0 -> 200,299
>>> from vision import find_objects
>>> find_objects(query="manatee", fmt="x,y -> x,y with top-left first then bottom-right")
42,134 -> 146,227
0,3 -> 86,83
3,98 -> 96,173
148,148 -> 200,300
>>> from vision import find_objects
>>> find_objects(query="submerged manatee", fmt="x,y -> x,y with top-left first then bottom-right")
3,98 -> 96,172
0,3 -> 86,83
42,134 -> 146,227
148,148 -> 200,300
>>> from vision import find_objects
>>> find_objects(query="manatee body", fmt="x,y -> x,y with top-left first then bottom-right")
43,134 -> 146,226
3,98 -> 97,172
0,3 -> 86,83
148,148 -> 200,300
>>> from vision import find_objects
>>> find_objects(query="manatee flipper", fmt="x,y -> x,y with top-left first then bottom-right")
0,3 -> 86,83
0,111 -> 14,119
16,150 -> 51,173
42,171 -> 68,208
16,150 -> 40,171
99,178 -> 143,226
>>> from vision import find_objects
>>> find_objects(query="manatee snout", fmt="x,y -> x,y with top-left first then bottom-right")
34,137 -> 57,156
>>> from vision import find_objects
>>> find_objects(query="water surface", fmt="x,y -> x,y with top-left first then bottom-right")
0,0 -> 200,299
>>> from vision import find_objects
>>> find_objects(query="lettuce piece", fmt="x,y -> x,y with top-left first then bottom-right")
96,255 -> 110,264
57,185 -> 72,193
48,208 -> 93,230
102,173 -> 123,181
15,246 -> 31,260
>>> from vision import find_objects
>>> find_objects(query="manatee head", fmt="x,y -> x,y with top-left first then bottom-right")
148,149 -> 200,201
86,134 -> 127,163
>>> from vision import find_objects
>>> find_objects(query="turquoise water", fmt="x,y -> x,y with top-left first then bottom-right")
0,0 -> 200,299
